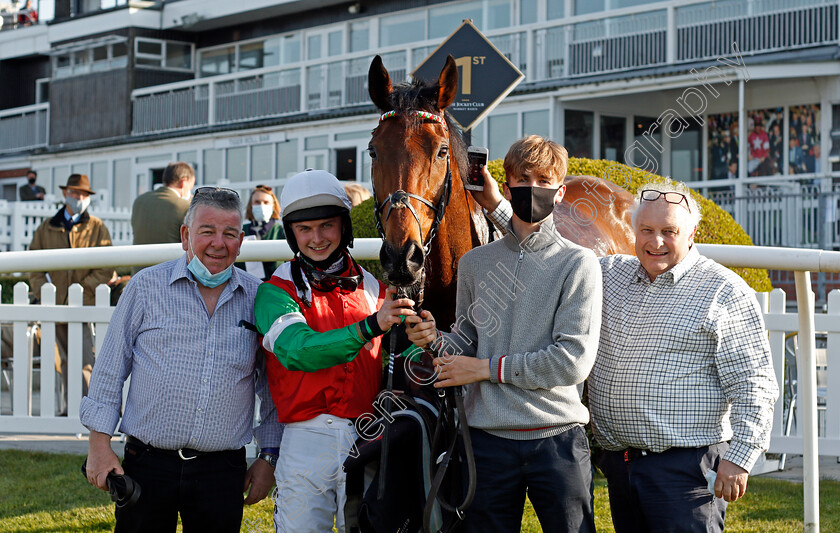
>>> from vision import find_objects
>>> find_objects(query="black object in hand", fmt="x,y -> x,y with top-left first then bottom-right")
81,460 -> 141,509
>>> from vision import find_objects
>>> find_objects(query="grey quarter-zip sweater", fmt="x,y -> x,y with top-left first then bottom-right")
438,217 -> 603,440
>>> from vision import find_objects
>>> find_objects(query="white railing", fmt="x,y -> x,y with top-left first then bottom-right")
708,183 -> 840,249
0,200 -> 132,252
0,240 -> 837,529
131,0 -> 839,135
0,103 -> 48,154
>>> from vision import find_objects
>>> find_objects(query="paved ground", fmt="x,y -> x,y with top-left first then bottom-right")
1,432 -> 839,482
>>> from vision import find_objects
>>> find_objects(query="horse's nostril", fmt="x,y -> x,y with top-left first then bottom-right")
406,242 -> 424,270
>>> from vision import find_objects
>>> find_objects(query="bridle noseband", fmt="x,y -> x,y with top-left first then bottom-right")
371,110 -> 453,258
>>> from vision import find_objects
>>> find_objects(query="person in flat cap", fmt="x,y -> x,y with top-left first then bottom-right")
29,174 -> 116,411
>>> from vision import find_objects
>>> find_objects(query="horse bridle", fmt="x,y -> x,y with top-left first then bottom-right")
371,110 -> 453,258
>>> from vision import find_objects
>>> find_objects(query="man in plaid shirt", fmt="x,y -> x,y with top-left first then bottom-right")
589,182 -> 779,533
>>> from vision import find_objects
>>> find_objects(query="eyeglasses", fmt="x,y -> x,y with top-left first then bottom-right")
640,189 -> 691,213
194,186 -> 240,199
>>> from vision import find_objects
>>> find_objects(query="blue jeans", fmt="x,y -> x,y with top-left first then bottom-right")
463,425 -> 595,533
598,444 -> 728,533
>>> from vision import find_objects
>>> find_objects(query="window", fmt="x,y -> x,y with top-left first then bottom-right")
113,159 -> 131,209
488,113 -> 518,161
307,34 -> 322,60
239,42 -> 266,70
565,110 -> 593,158
600,115 -> 626,163
520,0 -> 538,24
91,161 -> 109,206
305,135 -> 329,150
381,12 -> 426,46
203,149 -> 223,184
523,110 -> 549,139
251,144 -> 273,182
282,34 -> 302,64
200,46 -> 235,77
276,139 -> 299,179
349,21 -> 369,52
328,31 -> 343,56
226,147 -> 248,181
136,38 -> 194,71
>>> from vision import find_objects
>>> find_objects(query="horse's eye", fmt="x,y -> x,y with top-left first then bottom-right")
437,146 -> 449,159
368,146 -> 377,160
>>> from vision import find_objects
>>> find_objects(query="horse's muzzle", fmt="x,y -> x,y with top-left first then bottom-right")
380,240 -> 424,286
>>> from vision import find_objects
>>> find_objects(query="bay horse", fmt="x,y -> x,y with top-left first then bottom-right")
368,55 -> 634,328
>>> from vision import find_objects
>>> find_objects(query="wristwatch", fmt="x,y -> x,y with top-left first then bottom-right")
258,452 -> 278,467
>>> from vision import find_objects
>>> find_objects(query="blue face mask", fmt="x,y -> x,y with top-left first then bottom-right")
187,236 -> 233,288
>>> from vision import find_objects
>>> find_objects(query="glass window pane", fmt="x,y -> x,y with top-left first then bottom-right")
138,40 -> 162,56
564,110 -> 593,158
57,55 -> 70,68
328,31 -> 342,56
307,34 -> 322,60
523,110 -> 549,139
239,42 -> 265,70
203,149 -> 223,184
305,154 -> 325,170
381,12 -> 427,46
166,43 -> 192,70
91,161 -> 108,205
520,0 -> 537,24
488,113 -> 518,162
671,122 -> 702,181
263,37 -> 282,68
226,147 -> 247,181
746,107 -> 784,177
136,57 -> 161,67
112,42 -> 127,58
349,21 -> 369,52
177,151 -> 197,167
113,159 -> 131,209
276,138 -> 299,179
251,144 -> 273,182
52,166 -> 69,197
74,50 -> 90,65
305,135 -> 329,150
200,47 -> 234,77
631,116 -> 662,175
573,0 -> 603,16
430,2 -> 480,39
283,34 -> 301,64
600,115 -> 626,163
93,46 -> 108,62
487,0 -> 511,30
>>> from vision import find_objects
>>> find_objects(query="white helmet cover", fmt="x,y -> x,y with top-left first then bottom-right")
281,169 -> 351,221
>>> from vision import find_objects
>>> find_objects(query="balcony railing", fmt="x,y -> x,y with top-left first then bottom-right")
0,103 -> 48,154
131,0 -> 839,136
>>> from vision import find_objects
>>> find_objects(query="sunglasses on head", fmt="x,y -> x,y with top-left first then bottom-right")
194,186 -> 240,199
640,189 -> 691,213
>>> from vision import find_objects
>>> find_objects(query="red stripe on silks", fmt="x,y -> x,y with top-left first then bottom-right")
498,356 -> 505,383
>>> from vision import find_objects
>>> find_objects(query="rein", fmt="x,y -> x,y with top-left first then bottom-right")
371,110 -> 453,258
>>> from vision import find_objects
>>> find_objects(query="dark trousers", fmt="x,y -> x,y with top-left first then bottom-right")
464,425 -> 595,533
115,439 -> 247,533
598,444 -> 729,533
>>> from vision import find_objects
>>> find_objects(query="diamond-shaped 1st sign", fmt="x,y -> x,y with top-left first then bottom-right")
413,20 -> 524,131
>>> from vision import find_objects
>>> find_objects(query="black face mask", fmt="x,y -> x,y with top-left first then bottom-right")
28,177 -> 36,185
507,185 -> 559,223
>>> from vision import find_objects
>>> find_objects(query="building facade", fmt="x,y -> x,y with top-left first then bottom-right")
0,0 -> 838,251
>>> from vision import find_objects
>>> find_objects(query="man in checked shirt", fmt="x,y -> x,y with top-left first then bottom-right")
589,181 -> 779,533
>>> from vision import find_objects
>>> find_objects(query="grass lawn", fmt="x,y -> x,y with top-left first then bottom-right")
1,450 -> 838,532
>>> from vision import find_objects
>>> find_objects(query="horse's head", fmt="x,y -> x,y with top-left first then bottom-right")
368,55 -> 465,295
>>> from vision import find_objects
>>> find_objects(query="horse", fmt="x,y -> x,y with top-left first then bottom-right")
367,54 -> 635,328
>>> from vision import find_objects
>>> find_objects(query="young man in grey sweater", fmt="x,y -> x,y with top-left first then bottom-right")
406,135 -> 602,533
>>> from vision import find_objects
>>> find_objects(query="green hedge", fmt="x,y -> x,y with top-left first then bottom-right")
486,157 -> 772,292
350,197 -> 386,281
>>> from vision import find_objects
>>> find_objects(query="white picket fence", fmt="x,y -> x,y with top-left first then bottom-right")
0,200 -> 132,251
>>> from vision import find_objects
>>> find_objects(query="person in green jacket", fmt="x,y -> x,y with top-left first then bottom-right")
238,185 -> 286,280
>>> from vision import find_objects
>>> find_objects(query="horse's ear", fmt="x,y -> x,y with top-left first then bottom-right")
369,55 -> 393,112
436,55 -> 458,110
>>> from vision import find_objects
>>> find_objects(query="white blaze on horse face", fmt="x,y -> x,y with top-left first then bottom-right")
291,216 -> 343,263
634,200 -> 697,281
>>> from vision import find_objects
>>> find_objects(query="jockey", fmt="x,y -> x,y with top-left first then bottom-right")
254,169 -> 415,533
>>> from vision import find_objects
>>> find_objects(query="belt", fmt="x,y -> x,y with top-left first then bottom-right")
621,448 -> 653,462
126,435 -> 236,461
